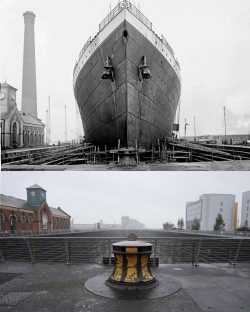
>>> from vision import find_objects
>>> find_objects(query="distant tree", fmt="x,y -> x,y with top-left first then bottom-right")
177,217 -> 184,230
163,221 -> 174,229
213,213 -> 225,231
192,218 -> 200,230
236,226 -> 250,232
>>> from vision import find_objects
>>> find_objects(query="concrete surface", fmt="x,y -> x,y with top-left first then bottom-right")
0,262 -> 249,312
2,160 -> 250,171
84,273 -> 179,299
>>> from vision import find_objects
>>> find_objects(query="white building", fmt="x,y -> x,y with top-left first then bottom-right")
241,191 -> 250,227
121,216 -> 145,229
186,194 -> 238,231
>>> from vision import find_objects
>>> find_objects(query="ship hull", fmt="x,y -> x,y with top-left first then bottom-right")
74,21 -> 181,149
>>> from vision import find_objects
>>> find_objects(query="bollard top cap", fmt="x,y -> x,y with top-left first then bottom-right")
112,240 -> 153,247
127,233 -> 137,241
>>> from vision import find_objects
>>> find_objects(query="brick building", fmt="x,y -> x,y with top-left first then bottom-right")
0,184 -> 70,235
0,82 -> 44,149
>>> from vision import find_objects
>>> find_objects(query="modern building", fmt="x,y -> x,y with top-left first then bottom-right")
186,194 -> 238,232
241,191 -> 250,227
0,184 -> 70,235
71,216 -> 145,231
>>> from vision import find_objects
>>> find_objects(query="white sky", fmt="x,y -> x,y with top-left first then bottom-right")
1,0 -> 250,142
1,171 -> 249,228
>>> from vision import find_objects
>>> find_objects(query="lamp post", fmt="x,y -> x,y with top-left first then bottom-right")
184,118 -> 188,139
223,106 -> 227,144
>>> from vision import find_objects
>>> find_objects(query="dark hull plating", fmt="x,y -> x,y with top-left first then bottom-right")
74,21 -> 181,148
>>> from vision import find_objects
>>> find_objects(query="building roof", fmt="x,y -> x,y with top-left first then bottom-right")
0,194 -> 70,219
200,194 -> 235,197
49,206 -> 70,218
243,190 -> 250,195
21,113 -> 44,127
26,184 -> 46,191
0,82 -> 17,91
186,199 -> 203,207
0,194 -> 33,211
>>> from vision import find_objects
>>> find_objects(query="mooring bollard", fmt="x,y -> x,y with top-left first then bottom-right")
106,235 -> 158,290
84,234 -> 181,299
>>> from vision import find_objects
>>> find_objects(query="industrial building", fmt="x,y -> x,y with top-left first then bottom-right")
0,82 -> 44,149
0,11 -> 44,149
0,184 -> 70,235
241,191 -> 250,227
186,194 -> 238,232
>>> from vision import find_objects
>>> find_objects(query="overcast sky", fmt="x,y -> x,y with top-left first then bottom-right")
1,0 -> 250,142
1,171 -> 249,228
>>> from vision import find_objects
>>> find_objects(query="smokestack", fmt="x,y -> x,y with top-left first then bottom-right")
21,11 -> 37,118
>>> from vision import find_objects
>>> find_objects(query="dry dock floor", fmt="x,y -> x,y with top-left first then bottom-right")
2,160 -> 250,171
0,261 -> 249,312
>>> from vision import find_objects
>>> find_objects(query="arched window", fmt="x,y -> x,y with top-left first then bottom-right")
12,122 -> 18,147
30,131 -> 33,144
21,215 -> 26,224
0,213 -> 5,232
9,214 -> 17,234
28,216 -> 33,225
28,216 -> 33,231
42,213 -> 48,230
20,215 -> 27,232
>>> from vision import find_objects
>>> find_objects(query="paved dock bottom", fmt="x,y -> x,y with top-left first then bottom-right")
2,160 -> 250,171
0,262 -> 249,312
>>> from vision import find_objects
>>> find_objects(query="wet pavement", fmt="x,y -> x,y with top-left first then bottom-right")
0,262 -> 249,312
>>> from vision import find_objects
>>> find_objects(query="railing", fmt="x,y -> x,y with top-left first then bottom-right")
99,1 -> 152,32
161,35 -> 174,58
77,0 -> 153,67
78,36 -> 91,60
0,236 -> 249,265
0,229 -> 73,237
99,2 -> 124,31
74,0 -> 179,77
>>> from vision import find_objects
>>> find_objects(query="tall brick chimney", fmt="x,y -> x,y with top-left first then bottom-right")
21,11 -> 37,118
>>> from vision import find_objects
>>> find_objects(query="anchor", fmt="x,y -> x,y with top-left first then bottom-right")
101,56 -> 114,81
139,56 -> 152,80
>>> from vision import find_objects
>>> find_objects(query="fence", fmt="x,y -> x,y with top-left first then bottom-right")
99,1 -> 152,32
0,236 -> 249,265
